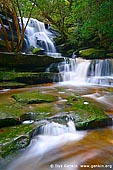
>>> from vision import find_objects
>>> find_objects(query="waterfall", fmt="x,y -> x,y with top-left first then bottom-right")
88,59 -> 113,86
19,18 -> 56,53
58,58 -> 90,85
58,58 -> 113,86
39,119 -> 76,136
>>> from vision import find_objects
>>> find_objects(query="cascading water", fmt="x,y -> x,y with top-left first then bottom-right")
58,58 -> 91,85
58,58 -> 113,86
4,119 -> 86,170
19,18 -> 56,53
39,119 -> 76,136
87,59 -> 113,86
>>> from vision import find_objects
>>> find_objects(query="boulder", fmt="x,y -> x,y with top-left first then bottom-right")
79,48 -> 106,59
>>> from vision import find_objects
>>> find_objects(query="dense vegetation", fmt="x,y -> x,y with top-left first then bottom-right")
0,0 -> 113,53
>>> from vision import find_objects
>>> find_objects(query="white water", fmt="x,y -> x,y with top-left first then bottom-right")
40,120 -> 76,136
58,58 -> 113,87
20,18 -> 56,53
5,121 -> 86,170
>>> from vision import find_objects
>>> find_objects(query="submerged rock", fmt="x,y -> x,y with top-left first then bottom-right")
12,90 -> 56,104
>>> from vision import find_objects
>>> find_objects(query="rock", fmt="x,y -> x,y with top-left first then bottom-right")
0,118 -> 20,128
79,48 -> 106,59
75,117 -> 112,130
32,47 -> 45,55
0,71 -> 60,87
20,112 -> 36,124
65,95 -> 112,130
14,72 -> 59,84
106,53 -> 113,58
0,81 -> 26,89
0,52 -> 64,71
12,90 -> 56,104
0,122 -> 46,158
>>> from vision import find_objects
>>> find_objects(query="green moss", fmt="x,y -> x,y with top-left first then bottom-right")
12,90 -> 56,104
65,95 -> 109,129
32,47 -> 41,54
0,124 -> 35,157
79,48 -> 106,59
0,81 -> 26,89
32,103 -> 57,119
0,102 -> 23,118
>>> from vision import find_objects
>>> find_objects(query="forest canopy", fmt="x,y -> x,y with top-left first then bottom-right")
0,0 -> 113,52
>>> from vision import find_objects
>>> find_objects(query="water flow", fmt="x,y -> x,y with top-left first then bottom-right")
19,18 -> 56,53
39,120 -> 76,136
58,58 -> 113,86
59,58 -> 90,85
88,59 -> 113,86
5,120 -> 86,170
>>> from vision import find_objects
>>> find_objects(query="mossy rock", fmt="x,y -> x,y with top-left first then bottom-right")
0,71 -> 59,86
0,81 -> 26,89
12,90 -> 56,104
0,102 -> 24,119
0,52 -> 64,71
79,48 -> 106,59
76,117 -> 112,130
0,118 -> 20,128
0,124 -> 35,158
65,96 -> 112,129
32,47 -> 45,55
106,53 -> 113,58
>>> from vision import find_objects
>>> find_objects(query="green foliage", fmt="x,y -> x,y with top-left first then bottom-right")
1,0 -> 112,52
0,0 -> 36,52
71,0 -> 113,49
29,0 -> 75,40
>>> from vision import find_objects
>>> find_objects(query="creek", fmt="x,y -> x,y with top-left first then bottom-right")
1,18 -> 113,170
1,82 -> 113,170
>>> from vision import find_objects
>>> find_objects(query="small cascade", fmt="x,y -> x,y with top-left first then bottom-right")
58,58 -> 113,86
19,18 -> 56,53
89,59 -> 113,76
39,119 -> 76,136
58,58 -> 90,84
88,59 -> 113,86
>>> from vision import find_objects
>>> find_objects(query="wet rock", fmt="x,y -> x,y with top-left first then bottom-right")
32,47 -> 45,55
0,71 -> 59,87
75,117 -> 112,130
0,118 -> 20,128
0,122 -> 45,158
20,112 -> 36,124
79,48 -> 106,59
12,90 -> 56,104
1,135 -> 31,158
0,81 -> 26,90
0,52 -> 64,72
14,72 -> 58,84
65,96 -> 113,130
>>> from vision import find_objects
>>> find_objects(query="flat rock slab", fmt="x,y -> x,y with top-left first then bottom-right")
0,52 -> 64,71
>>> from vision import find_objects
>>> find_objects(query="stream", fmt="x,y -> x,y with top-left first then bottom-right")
1,82 -> 113,170
0,17 -> 113,170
